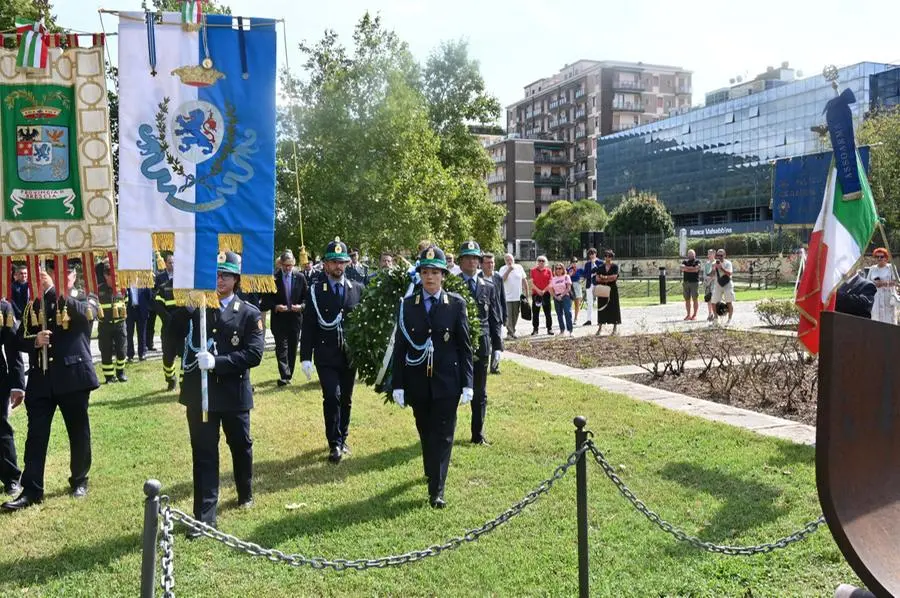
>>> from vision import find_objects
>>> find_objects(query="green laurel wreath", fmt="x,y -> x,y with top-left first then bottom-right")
344,266 -> 481,403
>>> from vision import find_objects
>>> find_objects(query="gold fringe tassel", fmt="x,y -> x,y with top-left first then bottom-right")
242,274 -> 277,294
173,289 -> 219,308
297,246 -> 309,267
117,269 -> 157,289
218,233 -> 243,253
155,251 -> 166,271
152,232 -> 175,252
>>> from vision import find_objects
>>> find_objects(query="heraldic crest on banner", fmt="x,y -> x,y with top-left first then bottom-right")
0,37 -> 116,258
118,11 -> 276,301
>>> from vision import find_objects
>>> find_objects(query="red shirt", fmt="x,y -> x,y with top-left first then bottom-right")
531,266 -> 552,296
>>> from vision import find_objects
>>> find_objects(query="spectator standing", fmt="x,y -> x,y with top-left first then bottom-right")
703,249 -> 716,321
530,256 -> 554,336
345,250 -> 369,285
581,248 -> 599,326
568,258 -> 583,324
710,248 -> 735,326
10,266 -> 28,322
680,249 -> 701,320
447,254 -> 462,276
866,247 -> 897,324
478,253 -> 506,374
592,250 -> 621,335
498,254 -> 528,339
550,263 -> 573,336
126,286 -> 151,362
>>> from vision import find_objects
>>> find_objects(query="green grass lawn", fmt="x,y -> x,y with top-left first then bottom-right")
0,354 -> 854,597
619,283 -> 795,307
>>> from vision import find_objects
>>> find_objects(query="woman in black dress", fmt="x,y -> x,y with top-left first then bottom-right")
591,250 -> 621,335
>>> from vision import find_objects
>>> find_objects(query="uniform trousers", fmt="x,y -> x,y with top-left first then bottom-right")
471,358 -> 488,442
316,365 -> 355,449
0,402 -> 19,488
186,406 -> 253,525
273,328 -> 299,381
411,393 -> 458,498
20,390 -> 91,498
98,322 -> 127,376
161,323 -> 184,382
126,305 -> 148,359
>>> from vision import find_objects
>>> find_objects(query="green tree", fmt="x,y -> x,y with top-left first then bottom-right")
859,106 -> 900,237
533,199 -> 608,258
0,0 -> 56,32
606,189 -> 674,237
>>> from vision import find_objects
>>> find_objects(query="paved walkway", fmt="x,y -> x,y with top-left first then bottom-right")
504,350 -> 815,446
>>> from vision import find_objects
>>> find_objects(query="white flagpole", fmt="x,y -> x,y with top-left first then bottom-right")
199,294 -> 209,422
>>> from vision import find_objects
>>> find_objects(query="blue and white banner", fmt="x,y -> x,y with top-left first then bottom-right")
118,12 -> 276,293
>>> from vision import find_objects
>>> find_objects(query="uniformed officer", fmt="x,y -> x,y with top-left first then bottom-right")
0,299 -> 24,496
457,241 -> 503,446
392,246 -> 474,508
300,237 -> 363,463
170,251 -> 264,536
264,250 -> 307,386
154,254 -> 182,391
96,261 -> 128,384
2,259 -> 99,511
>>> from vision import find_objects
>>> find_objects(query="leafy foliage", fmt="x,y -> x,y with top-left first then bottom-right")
533,200 -> 608,259
344,266 -> 481,401
754,298 -> 799,329
859,106 -> 900,238
659,231 -> 801,257
607,189 -> 674,237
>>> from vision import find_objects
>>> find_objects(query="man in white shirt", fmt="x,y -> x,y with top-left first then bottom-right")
710,248 -> 735,325
498,254 -> 528,339
447,254 -> 462,276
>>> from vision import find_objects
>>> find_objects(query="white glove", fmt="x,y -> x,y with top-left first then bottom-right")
492,350 -> 502,364
392,389 -> 405,407
460,387 -> 474,405
301,361 -> 313,381
196,350 -> 215,371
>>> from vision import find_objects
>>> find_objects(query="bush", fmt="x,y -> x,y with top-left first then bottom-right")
659,232 -> 802,257
754,298 -> 799,328
607,190 -> 674,237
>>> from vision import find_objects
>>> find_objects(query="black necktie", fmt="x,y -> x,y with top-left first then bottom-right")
426,296 -> 434,313
468,278 -> 476,296
335,283 -> 344,305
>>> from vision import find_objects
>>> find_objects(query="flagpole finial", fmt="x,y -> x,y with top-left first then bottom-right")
823,65 -> 840,93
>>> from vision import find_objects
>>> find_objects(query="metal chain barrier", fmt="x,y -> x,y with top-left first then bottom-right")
586,440 -> 826,556
155,443 -> 591,593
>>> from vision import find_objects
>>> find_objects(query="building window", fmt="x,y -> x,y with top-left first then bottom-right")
724,112 -> 735,123
749,106 -> 760,118
653,76 -> 659,87
681,124 -> 691,134
657,97 -> 663,109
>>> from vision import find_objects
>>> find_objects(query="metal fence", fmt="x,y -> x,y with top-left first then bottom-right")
140,417 -> 827,598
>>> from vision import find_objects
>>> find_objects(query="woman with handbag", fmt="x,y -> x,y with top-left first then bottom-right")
592,250 -> 621,335
551,263 -> 574,336
866,247 -> 898,325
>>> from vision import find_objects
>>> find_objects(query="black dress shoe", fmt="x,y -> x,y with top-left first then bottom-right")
71,484 -> 88,499
471,437 -> 491,446
327,447 -> 342,463
429,495 -> 446,509
139,355 -> 147,362
4,482 -> 21,496
166,379 -> 177,391
117,372 -> 128,383
1,493 -> 42,512
277,379 -> 288,387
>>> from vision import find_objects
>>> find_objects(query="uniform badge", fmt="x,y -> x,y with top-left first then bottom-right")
217,252 -> 227,264
323,282 -> 327,291
467,241 -> 475,250
231,332 -> 240,346
334,236 -> 341,243
443,330 -> 450,342
415,294 -> 420,305
426,248 -> 435,259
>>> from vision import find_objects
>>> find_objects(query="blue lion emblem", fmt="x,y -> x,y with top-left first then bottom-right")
33,144 -> 51,162
174,109 -> 219,156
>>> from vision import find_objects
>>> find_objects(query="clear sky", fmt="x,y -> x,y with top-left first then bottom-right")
59,0 -> 900,119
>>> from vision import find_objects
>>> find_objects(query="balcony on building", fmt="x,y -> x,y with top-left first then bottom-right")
533,106 -> 545,116
549,118 -> 560,129
611,79 -> 646,92
574,148 -> 588,161
534,151 -> 570,165
491,194 -> 505,204
611,101 -> 644,112
487,173 -> 506,185
611,123 -> 637,132
575,108 -> 587,121
574,169 -> 588,181
525,109 -> 534,119
558,94 -> 574,108
492,153 -> 505,163
534,173 -> 567,187
537,189 -> 569,201
574,88 -> 585,100
548,100 -> 560,110
575,128 -> 587,140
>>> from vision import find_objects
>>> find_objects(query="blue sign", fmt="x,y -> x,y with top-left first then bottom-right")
686,220 -> 774,238
772,146 -> 870,226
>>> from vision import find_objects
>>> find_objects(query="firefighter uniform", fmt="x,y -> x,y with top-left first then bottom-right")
96,262 -> 128,383
154,270 -> 182,390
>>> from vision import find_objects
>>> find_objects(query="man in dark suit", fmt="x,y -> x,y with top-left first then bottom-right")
153,255 -> 181,391
478,252 -> 506,374
0,299 -> 24,496
457,241 -> 503,445
392,245 -> 473,508
126,285 -> 152,362
300,237 -> 363,463
344,249 -> 369,285
170,251 -> 264,536
264,250 -> 307,386
2,259 -> 100,511
10,265 -> 29,321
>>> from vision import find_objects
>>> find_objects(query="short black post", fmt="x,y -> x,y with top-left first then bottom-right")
658,266 -> 667,305
141,479 -> 162,598
574,416 -> 589,598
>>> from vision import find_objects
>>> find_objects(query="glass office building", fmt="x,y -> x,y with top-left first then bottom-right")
596,62 -> 895,230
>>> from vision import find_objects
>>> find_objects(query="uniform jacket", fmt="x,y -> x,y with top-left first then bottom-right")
0,300 -> 24,396
17,287 -> 99,398
459,274 -> 504,358
299,277 -> 362,368
126,287 -> 153,318
153,271 -> 177,324
173,297 -> 265,412
97,282 -> 127,327
263,270 -> 308,334
479,271 -> 508,323
392,289 -> 473,402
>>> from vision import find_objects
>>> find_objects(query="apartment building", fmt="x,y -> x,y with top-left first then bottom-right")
491,60 -> 691,253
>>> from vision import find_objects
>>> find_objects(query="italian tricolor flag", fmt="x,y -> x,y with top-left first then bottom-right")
181,0 -> 204,26
796,153 -> 878,354
15,18 -> 49,71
